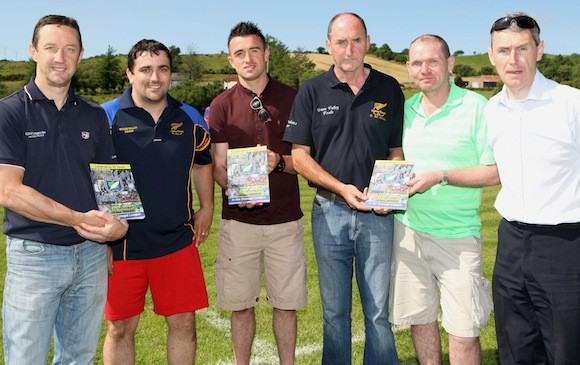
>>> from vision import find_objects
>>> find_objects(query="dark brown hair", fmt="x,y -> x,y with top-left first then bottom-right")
32,15 -> 82,50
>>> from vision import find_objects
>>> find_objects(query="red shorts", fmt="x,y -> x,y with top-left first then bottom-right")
105,243 -> 208,320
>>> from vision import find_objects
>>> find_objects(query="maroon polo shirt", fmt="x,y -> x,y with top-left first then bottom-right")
210,78 -> 303,225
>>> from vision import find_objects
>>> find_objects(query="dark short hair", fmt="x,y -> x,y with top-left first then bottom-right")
227,21 -> 266,50
410,34 -> 451,58
327,12 -> 367,40
32,15 -> 82,50
127,39 -> 172,72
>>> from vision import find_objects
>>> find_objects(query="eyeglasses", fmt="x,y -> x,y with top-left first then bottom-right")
490,15 -> 540,34
250,96 -> 271,123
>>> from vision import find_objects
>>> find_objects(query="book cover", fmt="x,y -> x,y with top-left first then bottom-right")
366,160 -> 414,210
90,163 -> 146,220
227,146 -> 270,205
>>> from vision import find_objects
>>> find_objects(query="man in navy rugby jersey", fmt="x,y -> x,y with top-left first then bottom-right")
101,39 -> 213,365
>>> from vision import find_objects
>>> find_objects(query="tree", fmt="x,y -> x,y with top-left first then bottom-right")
538,55 -> 574,85
453,50 -> 465,56
266,36 -> 316,89
478,66 -> 496,75
168,45 -> 182,72
75,66 -> 100,94
571,58 -> 580,88
454,64 -> 477,77
374,43 -> 394,60
97,46 -> 124,93
169,80 -> 223,112
180,45 -> 205,82
316,46 -> 326,54
393,54 -> 408,64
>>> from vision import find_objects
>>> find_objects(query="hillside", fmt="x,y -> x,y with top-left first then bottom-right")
454,53 -> 493,69
306,53 -> 410,84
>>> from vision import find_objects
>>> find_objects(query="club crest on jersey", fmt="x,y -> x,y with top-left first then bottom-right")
370,102 -> 387,121
81,131 -> 90,139
171,122 -> 184,136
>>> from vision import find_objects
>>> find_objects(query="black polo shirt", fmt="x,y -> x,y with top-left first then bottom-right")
102,88 -> 211,260
0,78 -> 116,245
283,65 -> 404,191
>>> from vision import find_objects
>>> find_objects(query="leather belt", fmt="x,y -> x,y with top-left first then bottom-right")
316,189 -> 346,203
508,220 -> 580,230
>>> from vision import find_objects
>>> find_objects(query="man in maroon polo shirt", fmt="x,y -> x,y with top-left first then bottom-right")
209,21 -> 306,365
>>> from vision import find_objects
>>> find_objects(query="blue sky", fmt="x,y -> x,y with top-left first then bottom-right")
1,0 -> 578,61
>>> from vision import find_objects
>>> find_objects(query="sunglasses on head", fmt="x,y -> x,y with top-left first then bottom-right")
250,96 -> 271,123
490,15 -> 540,34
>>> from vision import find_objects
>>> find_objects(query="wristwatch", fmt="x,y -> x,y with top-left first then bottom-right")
275,153 -> 286,173
440,170 -> 449,186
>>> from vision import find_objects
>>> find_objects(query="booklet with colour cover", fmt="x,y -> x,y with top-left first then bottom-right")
366,160 -> 414,210
227,146 -> 270,205
90,163 -> 145,220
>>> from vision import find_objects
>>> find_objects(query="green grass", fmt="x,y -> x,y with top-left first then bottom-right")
196,54 -> 230,73
0,179 -> 502,364
454,54 -> 494,70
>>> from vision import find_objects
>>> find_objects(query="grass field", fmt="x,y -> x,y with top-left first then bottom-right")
0,177 -> 502,364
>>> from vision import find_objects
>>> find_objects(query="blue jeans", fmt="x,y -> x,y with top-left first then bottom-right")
2,236 -> 107,365
312,194 -> 399,365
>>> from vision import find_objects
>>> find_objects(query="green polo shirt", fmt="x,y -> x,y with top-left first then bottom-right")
395,82 -> 494,238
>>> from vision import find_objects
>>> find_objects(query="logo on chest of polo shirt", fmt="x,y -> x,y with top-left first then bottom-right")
81,131 -> 90,140
171,122 -> 184,136
316,105 -> 340,116
119,126 -> 138,134
370,102 -> 388,121
25,130 -> 47,139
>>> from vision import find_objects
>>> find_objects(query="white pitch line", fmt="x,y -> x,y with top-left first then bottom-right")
198,308 -> 279,365
199,308 -> 374,364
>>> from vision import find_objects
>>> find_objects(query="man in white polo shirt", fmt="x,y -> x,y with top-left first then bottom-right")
486,11 -> 580,364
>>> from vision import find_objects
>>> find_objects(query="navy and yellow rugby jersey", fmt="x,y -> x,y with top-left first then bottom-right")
102,88 -> 211,260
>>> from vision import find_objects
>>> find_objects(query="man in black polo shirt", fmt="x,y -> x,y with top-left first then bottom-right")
283,12 -> 404,365
0,15 -> 128,364
101,39 -> 213,364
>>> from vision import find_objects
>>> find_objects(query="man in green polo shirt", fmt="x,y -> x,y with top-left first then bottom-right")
389,34 -> 499,365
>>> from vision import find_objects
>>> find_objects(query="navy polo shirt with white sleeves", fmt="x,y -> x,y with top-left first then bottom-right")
102,88 -> 212,260
283,65 -> 404,191
0,78 -> 116,245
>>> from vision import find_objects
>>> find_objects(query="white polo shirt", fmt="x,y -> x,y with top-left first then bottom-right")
485,70 -> 580,224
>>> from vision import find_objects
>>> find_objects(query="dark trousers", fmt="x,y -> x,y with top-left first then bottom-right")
493,219 -> 580,365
